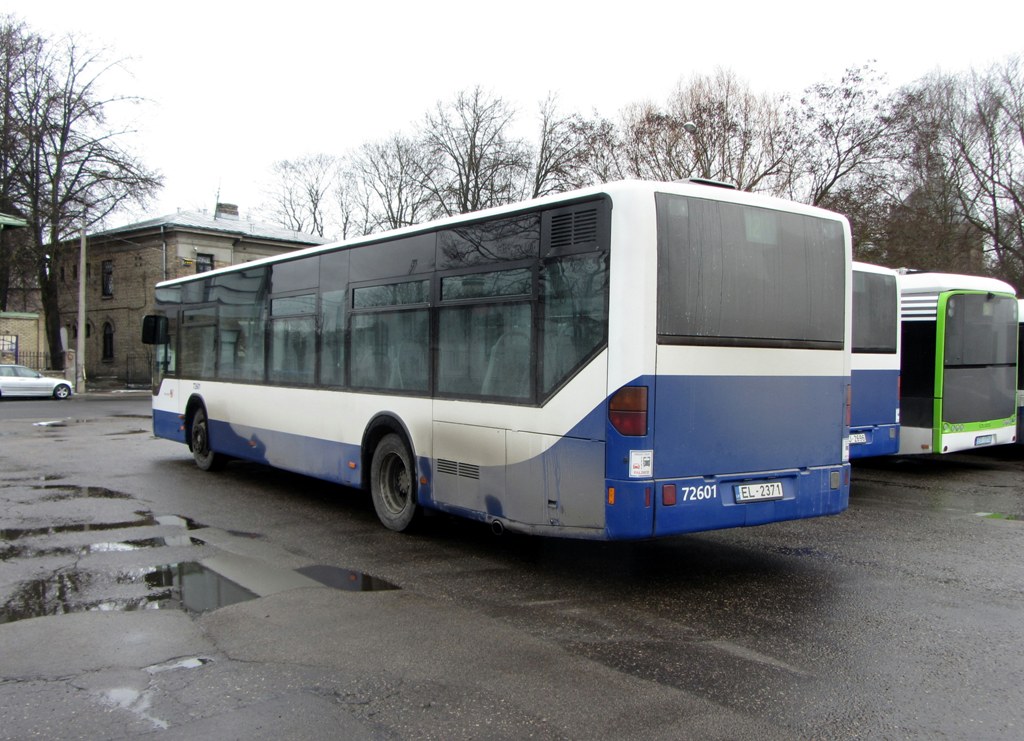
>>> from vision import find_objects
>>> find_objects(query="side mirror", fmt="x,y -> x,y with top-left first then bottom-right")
141,315 -> 169,345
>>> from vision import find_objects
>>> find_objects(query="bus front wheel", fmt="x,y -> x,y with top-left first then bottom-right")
370,434 -> 419,532
191,407 -> 226,472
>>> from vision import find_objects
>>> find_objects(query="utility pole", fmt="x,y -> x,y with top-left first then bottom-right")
76,220 -> 86,394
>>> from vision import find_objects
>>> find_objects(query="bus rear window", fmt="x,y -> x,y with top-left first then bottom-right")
655,194 -> 845,349
853,271 -> 897,353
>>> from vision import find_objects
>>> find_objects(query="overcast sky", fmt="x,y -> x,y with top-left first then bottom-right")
2,0 -> 1022,231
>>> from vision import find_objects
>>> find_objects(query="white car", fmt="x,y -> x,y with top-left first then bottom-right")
0,364 -> 73,399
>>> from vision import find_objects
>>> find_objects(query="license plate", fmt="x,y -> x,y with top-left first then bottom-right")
849,432 -> 867,444
734,481 -> 784,503
975,434 -> 994,446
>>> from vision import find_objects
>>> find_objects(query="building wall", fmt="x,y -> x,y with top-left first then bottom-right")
0,312 -> 45,365
56,227 -> 311,386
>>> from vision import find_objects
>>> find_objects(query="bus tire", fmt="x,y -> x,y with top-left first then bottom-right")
191,406 -> 226,472
370,433 -> 419,532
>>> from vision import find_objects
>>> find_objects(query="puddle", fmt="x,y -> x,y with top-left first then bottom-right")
296,564 -> 400,592
1,533 -> 205,562
36,485 -> 135,502
976,512 -> 1023,521
141,562 -> 258,613
145,656 -> 214,674
154,514 -> 206,530
225,529 -> 265,540
0,512 -> 158,541
0,561 -> 256,624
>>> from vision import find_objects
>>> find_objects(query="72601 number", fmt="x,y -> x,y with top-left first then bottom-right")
681,484 -> 718,501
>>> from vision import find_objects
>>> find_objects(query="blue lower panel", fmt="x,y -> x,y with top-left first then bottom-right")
608,465 -> 849,538
211,420 -> 364,487
849,423 -> 900,459
154,409 -> 187,444
650,375 -> 846,477
851,369 -> 900,428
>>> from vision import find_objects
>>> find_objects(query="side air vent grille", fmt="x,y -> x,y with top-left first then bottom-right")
436,459 -> 481,479
901,293 -> 940,321
550,209 -> 598,249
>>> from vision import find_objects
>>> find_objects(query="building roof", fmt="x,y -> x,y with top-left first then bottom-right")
90,209 -> 330,246
0,213 -> 28,229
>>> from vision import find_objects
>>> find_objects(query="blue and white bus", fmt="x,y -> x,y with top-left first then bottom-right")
899,272 -> 1017,455
142,180 -> 851,539
849,262 -> 900,458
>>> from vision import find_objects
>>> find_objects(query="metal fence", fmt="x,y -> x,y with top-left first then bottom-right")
2,350 -> 52,371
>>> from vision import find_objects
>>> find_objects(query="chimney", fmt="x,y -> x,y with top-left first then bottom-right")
214,202 -> 239,220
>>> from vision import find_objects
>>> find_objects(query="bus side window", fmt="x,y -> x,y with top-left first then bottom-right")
541,254 -> 609,395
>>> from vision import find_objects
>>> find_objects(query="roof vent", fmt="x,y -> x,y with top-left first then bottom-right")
214,203 -> 240,220
686,178 -> 736,190
551,208 -> 598,249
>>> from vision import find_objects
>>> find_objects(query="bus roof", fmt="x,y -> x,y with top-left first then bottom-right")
899,271 -> 1017,297
853,261 -> 899,276
155,179 -> 850,288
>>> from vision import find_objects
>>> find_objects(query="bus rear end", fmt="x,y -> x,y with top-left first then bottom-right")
605,188 -> 850,539
850,263 -> 900,458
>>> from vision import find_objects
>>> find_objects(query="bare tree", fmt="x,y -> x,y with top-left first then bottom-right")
616,101 -> 692,182
332,163 -> 374,240
417,86 -> 531,216
0,17 -> 36,310
613,69 -> 793,193
869,73 -> 984,271
792,62 -> 901,207
873,59 -> 1024,285
944,57 -> 1024,288
3,24 -> 161,367
529,94 -> 598,197
264,153 -> 337,237
351,134 -> 434,231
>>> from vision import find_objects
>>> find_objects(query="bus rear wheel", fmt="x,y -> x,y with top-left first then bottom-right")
370,433 -> 419,532
191,407 -> 226,472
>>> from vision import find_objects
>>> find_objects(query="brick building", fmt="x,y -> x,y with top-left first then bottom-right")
56,203 -> 328,386
0,311 -> 45,365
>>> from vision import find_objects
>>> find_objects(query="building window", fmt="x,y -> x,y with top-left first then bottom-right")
102,322 -> 114,361
101,260 -> 113,297
196,254 -> 214,273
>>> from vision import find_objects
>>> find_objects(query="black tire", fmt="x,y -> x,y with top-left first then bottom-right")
370,433 -> 419,532
191,407 -> 226,471
53,384 -> 71,400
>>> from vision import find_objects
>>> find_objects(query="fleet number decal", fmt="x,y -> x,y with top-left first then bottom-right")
681,484 -> 718,501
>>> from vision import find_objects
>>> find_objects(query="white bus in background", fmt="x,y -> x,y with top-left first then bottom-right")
850,262 -> 900,458
899,272 -> 1017,455
1018,299 -> 1024,444
142,179 -> 852,539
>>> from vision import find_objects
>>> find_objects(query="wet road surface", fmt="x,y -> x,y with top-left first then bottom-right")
1,397 -> 1022,738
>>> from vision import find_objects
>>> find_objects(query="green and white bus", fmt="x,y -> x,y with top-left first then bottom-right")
899,272 -> 1018,454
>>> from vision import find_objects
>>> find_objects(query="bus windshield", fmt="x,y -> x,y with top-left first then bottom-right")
943,293 -> 1017,424
655,194 -> 845,348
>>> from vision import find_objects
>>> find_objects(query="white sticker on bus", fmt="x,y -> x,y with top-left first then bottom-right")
629,450 -> 653,478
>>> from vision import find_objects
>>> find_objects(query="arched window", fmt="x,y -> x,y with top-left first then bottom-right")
102,322 -> 114,361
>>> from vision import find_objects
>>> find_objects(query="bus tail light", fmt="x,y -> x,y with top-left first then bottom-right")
609,386 -> 648,436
